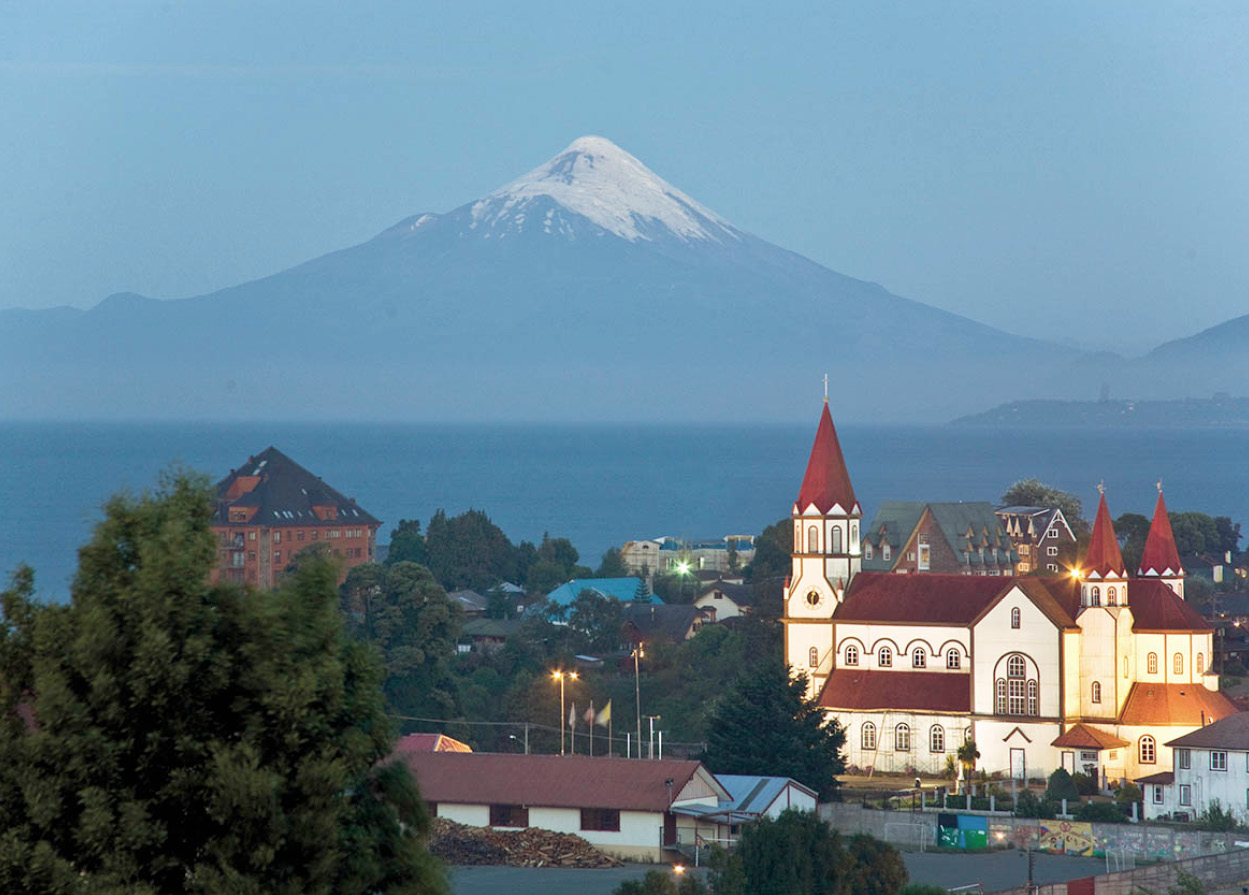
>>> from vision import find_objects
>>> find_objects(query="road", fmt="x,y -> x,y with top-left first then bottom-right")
450,850 -> 1109,895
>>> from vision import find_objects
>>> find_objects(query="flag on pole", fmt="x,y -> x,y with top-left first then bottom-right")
584,702 -> 595,727
569,701 -> 577,728
595,700 -> 612,727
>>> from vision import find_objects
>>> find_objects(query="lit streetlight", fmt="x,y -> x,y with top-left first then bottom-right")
632,643 -> 645,758
552,669 -> 579,755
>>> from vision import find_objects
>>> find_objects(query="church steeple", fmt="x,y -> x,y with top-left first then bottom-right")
1079,489 -> 1128,608
1139,487 -> 1185,598
795,401 -> 860,516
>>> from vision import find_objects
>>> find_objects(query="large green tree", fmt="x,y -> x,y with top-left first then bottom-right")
0,474 -> 445,895
745,518 -> 792,581
423,508 -> 518,591
1001,479 -> 1089,537
386,518 -> 428,566
567,590 -> 625,653
702,665 -> 845,800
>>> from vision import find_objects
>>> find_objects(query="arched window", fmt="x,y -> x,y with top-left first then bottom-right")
1107,586 -> 1117,605
1140,735 -> 1156,764
1001,655 -> 1036,716
845,645 -> 859,666
1092,681 -> 1102,704
808,525 -> 819,553
832,526 -> 843,554
995,678 -> 1007,714
895,723 -> 911,752
1011,607 -> 1021,629
1008,655 -> 1026,678
1090,586 -> 1101,606
878,647 -> 893,667
1147,653 -> 1158,674
1197,653 -> 1205,675
930,725 -> 945,753
1174,653 -> 1184,675
809,647 -> 819,668
947,649 -> 961,670
862,722 -> 877,750
1123,656 -> 1129,679
912,648 -> 926,668
1027,680 -> 1038,716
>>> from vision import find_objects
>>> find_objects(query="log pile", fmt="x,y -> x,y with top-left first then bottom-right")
429,818 -> 623,868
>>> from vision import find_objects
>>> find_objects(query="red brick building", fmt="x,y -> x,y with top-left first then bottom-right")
211,447 -> 380,588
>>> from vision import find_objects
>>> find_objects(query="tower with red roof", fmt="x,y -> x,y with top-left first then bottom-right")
784,399 -> 862,697
1137,487 -> 1185,599
1078,488 -> 1129,609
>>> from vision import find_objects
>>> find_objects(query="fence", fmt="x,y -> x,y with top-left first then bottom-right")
992,845 -> 1249,895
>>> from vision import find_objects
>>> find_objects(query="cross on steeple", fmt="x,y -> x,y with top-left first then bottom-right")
823,373 -> 829,403
1097,481 -> 1105,495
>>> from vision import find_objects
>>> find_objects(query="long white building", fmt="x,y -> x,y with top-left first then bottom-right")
783,401 -> 1236,784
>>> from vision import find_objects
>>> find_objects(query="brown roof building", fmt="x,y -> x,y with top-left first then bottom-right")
210,447 -> 380,589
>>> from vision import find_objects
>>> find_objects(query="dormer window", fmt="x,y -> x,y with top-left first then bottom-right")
865,543 -> 874,560
882,544 -> 891,561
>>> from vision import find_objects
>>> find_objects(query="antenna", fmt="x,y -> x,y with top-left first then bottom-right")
823,373 -> 829,403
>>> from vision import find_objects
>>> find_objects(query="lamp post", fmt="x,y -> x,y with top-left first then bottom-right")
632,643 -> 645,758
552,670 -> 578,755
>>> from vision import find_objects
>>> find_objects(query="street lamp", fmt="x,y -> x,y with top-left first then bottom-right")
632,644 -> 645,758
552,670 -> 578,755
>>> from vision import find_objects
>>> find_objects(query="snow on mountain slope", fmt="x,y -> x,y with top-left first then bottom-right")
468,136 -> 739,244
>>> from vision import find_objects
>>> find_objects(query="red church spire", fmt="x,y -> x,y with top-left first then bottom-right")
1082,488 -> 1126,579
1139,488 -> 1183,577
796,402 -> 859,515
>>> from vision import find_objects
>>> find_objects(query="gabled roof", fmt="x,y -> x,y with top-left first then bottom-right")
1118,683 -> 1237,726
1051,723 -> 1129,750
399,752 -> 720,812
544,578 -> 654,607
795,402 -> 859,515
715,775 -> 817,813
695,580 -> 756,607
212,446 -> 379,527
1081,492 -> 1126,579
395,732 -> 473,753
1128,579 -> 1209,631
818,669 -> 970,713
448,589 -> 489,613
861,502 -> 1016,571
1139,491 -> 1184,577
621,603 -> 700,643
1135,771 -> 1175,785
461,617 -> 524,638
836,573 -> 1074,627
1164,710 -> 1249,749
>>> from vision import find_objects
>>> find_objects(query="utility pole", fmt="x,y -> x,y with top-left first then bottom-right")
646,715 -> 661,760
633,643 -> 645,759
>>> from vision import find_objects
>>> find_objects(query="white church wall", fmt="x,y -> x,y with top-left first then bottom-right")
1076,607 -> 1123,720
834,709 -> 970,776
971,588 -> 1062,717
973,719 -> 1063,780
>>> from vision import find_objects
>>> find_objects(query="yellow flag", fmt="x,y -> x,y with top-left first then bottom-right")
595,700 -> 612,727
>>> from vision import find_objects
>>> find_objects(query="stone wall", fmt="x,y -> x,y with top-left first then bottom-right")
993,846 -> 1249,895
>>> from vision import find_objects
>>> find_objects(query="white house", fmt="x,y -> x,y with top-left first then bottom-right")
783,401 -> 1237,785
671,774 -> 818,851
1138,712 -> 1249,822
693,580 -> 758,621
401,752 -> 730,861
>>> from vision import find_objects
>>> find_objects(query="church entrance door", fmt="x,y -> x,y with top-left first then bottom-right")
1010,748 -> 1026,780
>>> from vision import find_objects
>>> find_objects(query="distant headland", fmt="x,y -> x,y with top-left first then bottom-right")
951,395 -> 1249,428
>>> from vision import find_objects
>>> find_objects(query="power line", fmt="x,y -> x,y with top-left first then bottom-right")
388,714 -> 706,751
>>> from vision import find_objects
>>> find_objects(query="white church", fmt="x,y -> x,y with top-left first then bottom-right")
783,401 -> 1236,785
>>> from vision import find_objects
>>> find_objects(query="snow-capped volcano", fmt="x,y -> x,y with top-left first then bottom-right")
468,136 -> 740,244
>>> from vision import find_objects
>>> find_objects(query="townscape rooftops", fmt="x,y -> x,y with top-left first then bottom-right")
621,603 -> 701,643
1139,491 -> 1184,578
399,752 -> 717,812
461,617 -> 524,638
817,669 -> 971,714
447,589 -> 490,613
212,446 -> 379,527
862,502 -> 1016,569
1164,710 -> 1249,749
1117,682 -> 1237,726
544,578 -> 653,607
1082,492 -> 1127,579
796,402 -> 860,515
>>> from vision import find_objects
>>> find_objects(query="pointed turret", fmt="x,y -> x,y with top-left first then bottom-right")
795,402 -> 860,515
1079,489 -> 1127,608
1139,488 -> 1185,598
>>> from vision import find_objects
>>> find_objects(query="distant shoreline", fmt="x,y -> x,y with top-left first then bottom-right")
951,397 -> 1249,429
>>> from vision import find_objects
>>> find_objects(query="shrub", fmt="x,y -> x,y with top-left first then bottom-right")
1196,800 -> 1240,832
1223,659 -> 1247,677
1045,768 -> 1080,804
1014,790 -> 1056,819
1075,801 -> 1128,823
1071,772 -> 1098,796
898,886 -> 949,895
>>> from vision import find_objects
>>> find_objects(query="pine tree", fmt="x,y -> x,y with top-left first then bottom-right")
0,472 -> 446,895
702,664 -> 845,800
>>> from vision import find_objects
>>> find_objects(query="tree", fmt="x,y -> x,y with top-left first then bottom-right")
745,518 -> 792,581
841,834 -> 908,895
524,559 -> 568,598
1215,517 -> 1242,556
1114,512 -> 1151,571
568,590 -> 624,653
615,869 -> 709,895
1002,479 -> 1089,537
1170,512 -> 1221,556
0,472 -> 446,895
423,508 -> 519,591
702,665 -> 845,800
596,546 -> 630,578
709,810 -> 849,895
956,738 -> 980,791
387,517 -> 428,566
1045,768 -> 1080,804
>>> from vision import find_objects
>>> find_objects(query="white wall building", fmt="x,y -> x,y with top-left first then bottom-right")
1139,712 -> 1249,822
783,401 -> 1236,784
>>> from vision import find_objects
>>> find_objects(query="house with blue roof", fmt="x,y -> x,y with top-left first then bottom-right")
670,774 -> 818,852
543,577 -> 660,608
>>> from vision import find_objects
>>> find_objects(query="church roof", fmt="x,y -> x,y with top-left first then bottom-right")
817,669 -> 970,714
795,402 -> 859,515
836,573 -> 1077,628
1128,579 -> 1210,631
1081,492 -> 1127,579
1051,723 -> 1130,750
1118,682 -> 1237,726
212,446 -> 379,527
1139,491 -> 1184,577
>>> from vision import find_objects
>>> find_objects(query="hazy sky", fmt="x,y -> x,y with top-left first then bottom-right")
2,1 -> 1247,355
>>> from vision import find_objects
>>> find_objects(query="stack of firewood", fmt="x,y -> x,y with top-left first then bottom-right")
429,818 -> 624,868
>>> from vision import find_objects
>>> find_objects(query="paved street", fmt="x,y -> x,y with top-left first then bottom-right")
450,850 -> 1109,895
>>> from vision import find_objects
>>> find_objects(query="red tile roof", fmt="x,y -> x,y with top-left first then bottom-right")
1081,492 -> 1126,579
817,669 -> 970,713
1051,723 -> 1129,750
1118,683 -> 1237,726
837,573 -> 1037,626
1139,492 -> 1183,577
796,403 -> 859,515
398,752 -> 712,812
1128,579 -> 1210,631
395,733 -> 473,753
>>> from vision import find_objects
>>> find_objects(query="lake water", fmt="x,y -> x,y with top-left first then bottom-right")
2,421 -> 1246,600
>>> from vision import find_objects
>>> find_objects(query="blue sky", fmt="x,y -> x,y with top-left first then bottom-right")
2,1 -> 1247,354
